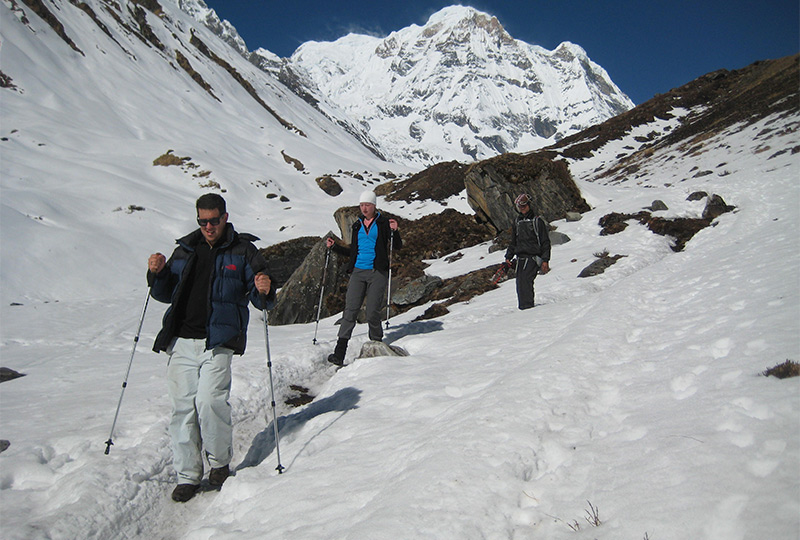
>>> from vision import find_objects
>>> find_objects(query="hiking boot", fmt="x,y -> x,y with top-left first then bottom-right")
327,353 -> 344,367
327,338 -> 348,366
208,465 -> 230,487
171,484 -> 200,503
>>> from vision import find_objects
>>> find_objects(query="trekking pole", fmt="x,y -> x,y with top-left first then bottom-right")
312,246 -> 331,344
262,308 -> 285,474
105,288 -> 151,454
385,230 -> 394,329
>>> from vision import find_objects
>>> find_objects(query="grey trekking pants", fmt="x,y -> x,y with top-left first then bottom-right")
515,256 -> 541,310
338,268 -> 388,341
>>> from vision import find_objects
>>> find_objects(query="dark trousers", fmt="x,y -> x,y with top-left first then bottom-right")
515,257 -> 540,310
338,268 -> 388,341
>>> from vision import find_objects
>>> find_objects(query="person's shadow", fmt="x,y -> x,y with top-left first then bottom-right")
236,387 -> 362,473
385,319 -> 443,342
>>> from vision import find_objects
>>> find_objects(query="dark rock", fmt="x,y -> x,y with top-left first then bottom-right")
0,367 -> 25,383
259,236 -> 319,288
702,194 -> 736,220
284,385 -> 315,407
413,303 -> 451,321
549,231 -> 571,245
376,161 -> 468,203
687,191 -> 708,201
392,275 -> 443,306
316,175 -> 343,196
464,152 -> 590,234
648,200 -> 669,211
578,253 -> 626,278
268,235 -> 351,325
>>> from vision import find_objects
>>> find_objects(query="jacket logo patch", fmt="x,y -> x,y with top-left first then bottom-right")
225,264 -> 237,271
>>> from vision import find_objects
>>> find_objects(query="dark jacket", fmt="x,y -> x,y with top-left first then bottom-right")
332,212 -> 402,273
148,224 -> 275,355
505,210 -> 551,262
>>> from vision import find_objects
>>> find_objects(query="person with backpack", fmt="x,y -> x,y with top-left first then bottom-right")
505,193 -> 551,310
325,190 -> 401,366
147,193 -> 275,502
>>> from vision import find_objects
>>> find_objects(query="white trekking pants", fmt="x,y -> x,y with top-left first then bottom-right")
166,337 -> 234,484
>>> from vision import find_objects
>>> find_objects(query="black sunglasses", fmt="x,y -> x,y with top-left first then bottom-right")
197,216 -> 222,227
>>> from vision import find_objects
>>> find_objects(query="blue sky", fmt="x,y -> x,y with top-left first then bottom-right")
202,1 -> 799,105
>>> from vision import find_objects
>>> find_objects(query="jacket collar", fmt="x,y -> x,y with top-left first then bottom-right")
177,223 -> 237,251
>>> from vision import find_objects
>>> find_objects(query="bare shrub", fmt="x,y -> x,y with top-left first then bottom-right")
763,359 -> 800,379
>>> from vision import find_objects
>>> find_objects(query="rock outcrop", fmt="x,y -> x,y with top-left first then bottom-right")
465,152 -> 591,234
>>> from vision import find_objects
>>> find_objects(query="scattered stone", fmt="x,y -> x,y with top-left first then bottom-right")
284,385 -> 315,407
358,341 -> 409,359
687,191 -> 708,201
702,194 -> 736,220
0,367 -> 25,383
647,200 -> 669,211
0,440 -> 9,453
578,253 -> 626,278
315,175 -> 343,196
549,231 -> 571,245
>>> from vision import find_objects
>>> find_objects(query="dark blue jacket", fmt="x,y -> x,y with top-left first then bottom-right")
148,224 -> 275,355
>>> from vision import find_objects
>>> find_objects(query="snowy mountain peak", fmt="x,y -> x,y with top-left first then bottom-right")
288,5 -> 634,165
177,3 -> 633,166
421,5 -> 513,45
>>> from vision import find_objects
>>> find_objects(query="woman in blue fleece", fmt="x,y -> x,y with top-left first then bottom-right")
325,191 -> 401,366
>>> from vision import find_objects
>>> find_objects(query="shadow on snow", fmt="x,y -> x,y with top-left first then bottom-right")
236,386 -> 362,472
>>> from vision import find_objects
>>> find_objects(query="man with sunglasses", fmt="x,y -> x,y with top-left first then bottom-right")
505,193 -> 551,310
147,193 -> 275,502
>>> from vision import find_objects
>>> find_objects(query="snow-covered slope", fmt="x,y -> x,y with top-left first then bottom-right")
289,6 -> 634,165
0,103 -> 797,539
0,0 -> 411,304
0,1 -> 798,539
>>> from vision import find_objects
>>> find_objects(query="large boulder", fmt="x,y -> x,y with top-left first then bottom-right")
269,207 -> 496,326
332,206 -> 363,243
259,236 -> 319,288
464,152 -> 591,234
267,234 -> 351,325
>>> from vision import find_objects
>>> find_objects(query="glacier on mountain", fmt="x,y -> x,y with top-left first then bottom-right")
183,3 -> 635,166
